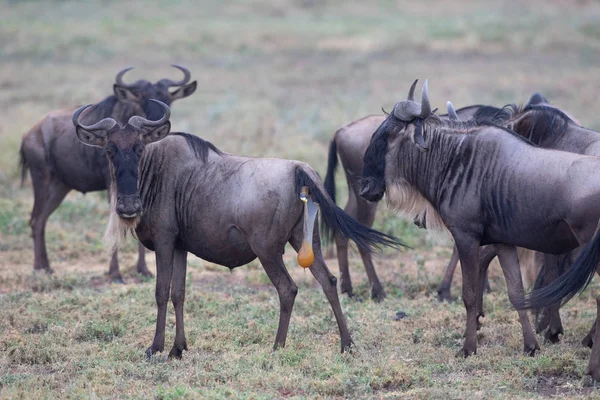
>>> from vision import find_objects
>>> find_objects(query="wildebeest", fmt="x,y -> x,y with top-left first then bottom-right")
360,80 -> 600,357
469,98 -> 599,343
19,65 -> 197,282
71,100 -> 403,358
324,95 -> 498,302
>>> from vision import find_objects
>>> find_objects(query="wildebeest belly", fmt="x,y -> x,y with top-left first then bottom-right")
481,219 -> 579,254
182,225 -> 257,268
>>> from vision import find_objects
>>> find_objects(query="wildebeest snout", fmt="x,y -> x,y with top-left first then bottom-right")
360,177 -> 385,202
116,194 -> 143,218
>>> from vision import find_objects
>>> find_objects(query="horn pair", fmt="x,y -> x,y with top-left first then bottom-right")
72,99 -> 171,133
392,79 -> 432,121
115,64 -> 192,88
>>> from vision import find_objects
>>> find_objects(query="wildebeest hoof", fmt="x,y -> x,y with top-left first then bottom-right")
371,288 -> 386,303
341,286 -> 354,298
137,266 -> 154,278
456,347 -> 476,358
341,340 -> 355,354
586,365 -> 600,382
437,289 -> 454,303
544,327 -> 563,344
168,343 -> 187,360
145,344 -> 163,359
582,334 -> 594,349
524,342 -> 540,357
34,267 -> 54,275
393,311 -> 407,321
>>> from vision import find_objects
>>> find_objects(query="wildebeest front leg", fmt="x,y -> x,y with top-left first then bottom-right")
495,244 -> 539,356
335,234 -> 353,297
583,319 -> 597,348
136,243 -> 152,278
475,246 -> 499,330
437,245 -> 460,302
453,233 -> 480,357
355,198 -> 385,302
586,298 -> 600,381
108,250 -> 125,283
146,240 -> 175,359
168,248 -> 188,359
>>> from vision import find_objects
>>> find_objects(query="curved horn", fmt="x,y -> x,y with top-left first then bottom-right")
72,104 -> 117,131
420,79 -> 431,118
158,64 -> 192,87
446,101 -> 459,120
393,101 -> 422,121
407,79 -> 418,101
128,99 -> 171,129
115,66 -> 137,88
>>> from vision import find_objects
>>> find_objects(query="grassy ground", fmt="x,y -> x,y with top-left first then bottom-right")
2,0 -> 600,398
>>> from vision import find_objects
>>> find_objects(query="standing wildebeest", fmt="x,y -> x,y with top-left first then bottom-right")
468,100 -> 600,345
360,80 -> 600,357
324,92 -> 500,302
19,65 -> 197,282
71,100 -> 403,358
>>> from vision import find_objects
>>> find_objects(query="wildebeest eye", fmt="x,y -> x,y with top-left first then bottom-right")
105,144 -> 118,158
134,143 -> 144,157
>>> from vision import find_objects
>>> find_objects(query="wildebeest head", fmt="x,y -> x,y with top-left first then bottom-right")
113,65 -> 197,121
72,99 -> 171,219
360,79 -> 435,202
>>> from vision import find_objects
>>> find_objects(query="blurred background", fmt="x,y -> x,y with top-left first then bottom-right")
1,1 -> 600,397
2,0 -> 600,267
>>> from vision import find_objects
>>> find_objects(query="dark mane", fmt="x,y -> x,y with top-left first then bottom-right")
82,95 -> 119,122
171,132 -> 223,162
426,111 -> 536,146
472,104 -> 514,124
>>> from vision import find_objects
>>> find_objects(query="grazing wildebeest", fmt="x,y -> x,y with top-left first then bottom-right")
19,65 -> 197,282
360,80 -> 600,357
71,100 -> 403,358
323,92 -> 499,301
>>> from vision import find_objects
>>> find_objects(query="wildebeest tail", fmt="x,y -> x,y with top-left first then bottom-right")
323,139 -> 338,205
516,231 -> 600,310
19,141 -> 29,186
295,166 -> 406,253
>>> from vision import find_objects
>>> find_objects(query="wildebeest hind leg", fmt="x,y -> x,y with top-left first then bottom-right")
146,239 -> 176,359
336,193 -> 359,298
168,249 -> 188,359
355,197 -> 385,302
586,299 -> 600,381
291,224 -> 353,352
255,250 -> 298,350
495,244 -> 539,356
30,171 -> 70,273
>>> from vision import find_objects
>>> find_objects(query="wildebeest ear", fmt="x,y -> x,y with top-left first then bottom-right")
141,121 -> 171,145
75,126 -> 108,148
113,84 -> 140,102
170,81 -> 197,100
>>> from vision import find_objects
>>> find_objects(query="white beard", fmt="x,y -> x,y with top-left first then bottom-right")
103,186 -> 140,257
386,180 -> 450,243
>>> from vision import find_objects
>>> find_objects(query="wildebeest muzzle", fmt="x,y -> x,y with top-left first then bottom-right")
360,177 -> 385,202
116,194 -> 143,218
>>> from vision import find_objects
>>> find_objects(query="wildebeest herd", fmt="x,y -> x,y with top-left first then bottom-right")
16,66 -> 600,380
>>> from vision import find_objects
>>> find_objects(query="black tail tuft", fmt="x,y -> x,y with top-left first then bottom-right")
296,167 -> 407,253
19,142 -> 28,186
516,232 -> 600,310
